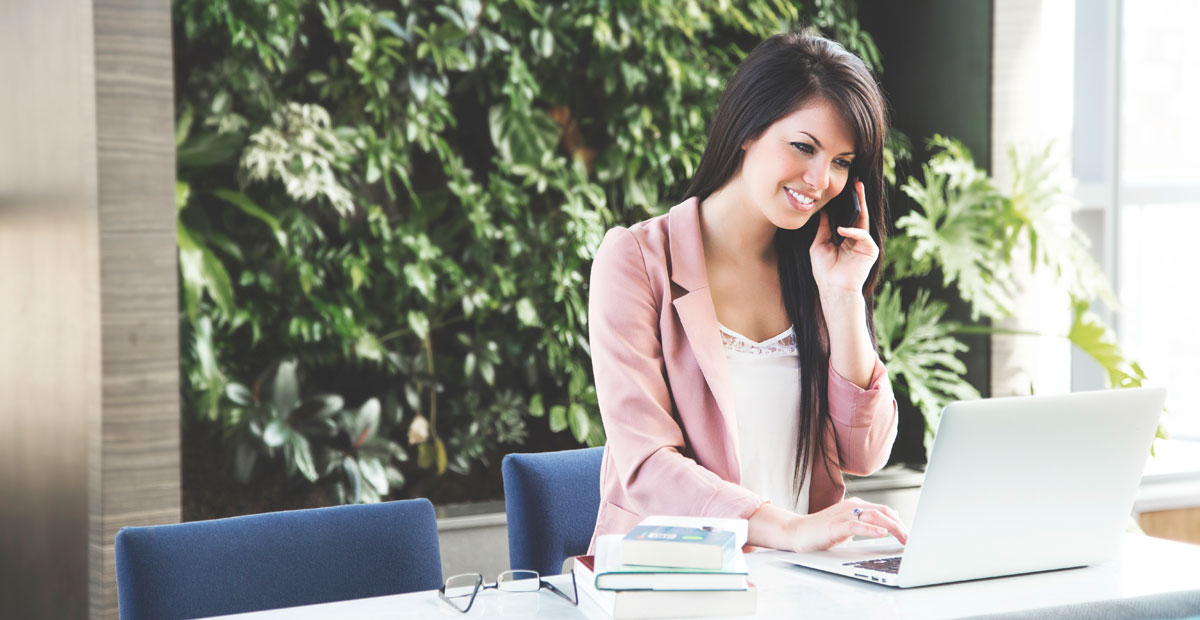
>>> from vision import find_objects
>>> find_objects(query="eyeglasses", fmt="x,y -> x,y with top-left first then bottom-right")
438,569 -> 578,613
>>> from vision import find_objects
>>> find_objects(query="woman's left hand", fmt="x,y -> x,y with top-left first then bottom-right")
810,179 -> 879,298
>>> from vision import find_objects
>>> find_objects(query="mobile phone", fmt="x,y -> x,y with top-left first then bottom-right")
828,177 -> 861,246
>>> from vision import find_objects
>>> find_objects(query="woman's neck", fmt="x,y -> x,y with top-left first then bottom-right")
698,181 -> 778,267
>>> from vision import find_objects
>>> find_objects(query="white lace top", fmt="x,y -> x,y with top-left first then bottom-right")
720,322 -> 811,514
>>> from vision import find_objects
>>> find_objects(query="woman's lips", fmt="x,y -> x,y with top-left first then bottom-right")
785,186 -> 816,212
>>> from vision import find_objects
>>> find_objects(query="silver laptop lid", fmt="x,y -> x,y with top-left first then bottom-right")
898,387 -> 1166,587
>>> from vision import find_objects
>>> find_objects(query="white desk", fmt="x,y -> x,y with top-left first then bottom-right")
207,535 -> 1200,619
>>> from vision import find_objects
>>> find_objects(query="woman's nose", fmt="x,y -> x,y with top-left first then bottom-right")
802,163 -> 831,192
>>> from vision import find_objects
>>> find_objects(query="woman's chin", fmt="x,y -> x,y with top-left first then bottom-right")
770,210 -> 815,231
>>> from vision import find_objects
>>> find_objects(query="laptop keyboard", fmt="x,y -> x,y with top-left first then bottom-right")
843,556 -> 903,574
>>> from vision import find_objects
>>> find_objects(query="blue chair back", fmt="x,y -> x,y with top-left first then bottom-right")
115,498 -> 442,620
503,447 -> 604,575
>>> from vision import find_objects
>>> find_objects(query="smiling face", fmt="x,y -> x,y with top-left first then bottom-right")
736,99 -> 857,230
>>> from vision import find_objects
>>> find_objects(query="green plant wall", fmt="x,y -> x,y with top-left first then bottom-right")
174,0 -> 883,510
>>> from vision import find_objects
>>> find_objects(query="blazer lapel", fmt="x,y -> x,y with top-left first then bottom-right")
667,198 -> 742,479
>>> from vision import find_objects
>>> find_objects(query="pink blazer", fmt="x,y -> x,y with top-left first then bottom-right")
587,197 -> 898,551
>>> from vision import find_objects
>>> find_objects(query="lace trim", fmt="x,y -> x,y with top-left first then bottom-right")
718,323 -> 797,356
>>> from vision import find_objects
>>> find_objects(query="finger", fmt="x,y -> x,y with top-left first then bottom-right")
834,518 -> 889,541
834,227 -> 879,257
858,510 -> 909,545
854,500 -> 904,525
853,501 -> 908,540
878,504 -> 904,525
854,180 -> 869,230
833,227 -> 875,245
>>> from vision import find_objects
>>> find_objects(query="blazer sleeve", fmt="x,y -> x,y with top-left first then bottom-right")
827,357 -> 899,476
589,227 -> 767,520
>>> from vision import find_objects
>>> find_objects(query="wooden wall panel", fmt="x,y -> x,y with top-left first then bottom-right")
93,0 -> 180,617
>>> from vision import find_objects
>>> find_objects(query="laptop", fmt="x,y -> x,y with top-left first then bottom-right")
782,387 -> 1166,588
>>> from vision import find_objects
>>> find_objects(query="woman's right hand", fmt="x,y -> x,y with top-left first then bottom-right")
789,497 -> 909,552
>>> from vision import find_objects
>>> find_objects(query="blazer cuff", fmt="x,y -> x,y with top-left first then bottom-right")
701,483 -> 769,521
827,357 -> 890,428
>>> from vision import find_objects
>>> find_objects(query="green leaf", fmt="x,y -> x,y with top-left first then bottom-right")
897,136 -> 1013,320
213,189 -> 288,249
200,250 -> 235,314
177,131 -> 245,167
516,297 -> 539,326
343,456 -> 363,503
1067,298 -> 1148,389
548,405 -> 567,432
358,456 -> 388,495
874,282 -> 980,454
289,433 -> 319,482
386,466 -> 406,489
225,383 -> 254,406
263,419 -> 289,448
403,263 -> 436,299
272,359 -> 301,414
434,436 -> 447,475
488,105 -> 561,168
177,221 -> 235,317
354,332 -> 385,362
293,394 -> 344,419
417,442 -> 434,469
175,103 -> 194,147
353,398 -> 382,446
176,181 -> 191,212
568,403 -> 590,444
529,393 -> 544,418
407,311 -> 430,341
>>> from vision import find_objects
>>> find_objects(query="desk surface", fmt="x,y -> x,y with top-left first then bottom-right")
207,534 -> 1200,620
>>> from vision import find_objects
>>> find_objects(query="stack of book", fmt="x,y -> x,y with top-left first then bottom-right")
572,516 -> 757,619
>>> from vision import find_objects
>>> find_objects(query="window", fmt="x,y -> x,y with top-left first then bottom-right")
1074,0 -> 1200,439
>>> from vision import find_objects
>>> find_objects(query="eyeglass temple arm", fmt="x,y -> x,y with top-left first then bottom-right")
541,569 -> 578,605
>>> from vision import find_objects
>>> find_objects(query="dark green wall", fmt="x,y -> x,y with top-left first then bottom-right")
858,0 -> 993,465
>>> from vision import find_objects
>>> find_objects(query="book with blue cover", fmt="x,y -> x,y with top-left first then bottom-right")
620,523 -> 737,570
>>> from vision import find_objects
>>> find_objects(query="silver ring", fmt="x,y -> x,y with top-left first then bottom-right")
853,508 -> 863,520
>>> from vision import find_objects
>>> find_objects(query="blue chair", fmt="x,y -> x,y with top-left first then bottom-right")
503,447 -> 604,576
115,498 -> 442,620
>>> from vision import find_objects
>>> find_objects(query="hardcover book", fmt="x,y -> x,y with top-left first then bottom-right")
621,524 -> 736,570
573,554 -> 757,620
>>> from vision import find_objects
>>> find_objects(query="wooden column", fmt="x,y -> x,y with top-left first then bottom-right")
0,1 -> 180,618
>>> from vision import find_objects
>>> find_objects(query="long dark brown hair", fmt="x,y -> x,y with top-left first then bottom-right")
683,31 -> 889,503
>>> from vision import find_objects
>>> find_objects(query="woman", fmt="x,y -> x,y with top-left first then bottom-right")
587,31 -> 908,554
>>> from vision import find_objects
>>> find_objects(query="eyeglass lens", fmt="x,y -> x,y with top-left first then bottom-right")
441,573 -> 483,612
496,570 -> 541,592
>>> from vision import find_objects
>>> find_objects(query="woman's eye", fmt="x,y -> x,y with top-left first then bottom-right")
790,142 -> 814,154
834,159 -> 852,169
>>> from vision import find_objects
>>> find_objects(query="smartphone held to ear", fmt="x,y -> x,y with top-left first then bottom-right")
828,177 -> 861,246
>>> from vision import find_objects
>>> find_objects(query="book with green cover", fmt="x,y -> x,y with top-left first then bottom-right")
621,524 -> 737,570
574,552 -> 757,619
597,534 -> 747,590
